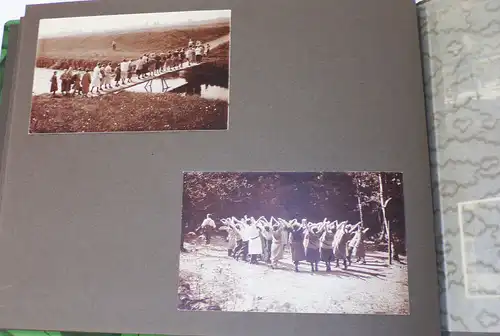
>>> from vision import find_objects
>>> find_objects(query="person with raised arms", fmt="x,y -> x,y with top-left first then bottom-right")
288,219 -> 306,272
319,220 -> 337,272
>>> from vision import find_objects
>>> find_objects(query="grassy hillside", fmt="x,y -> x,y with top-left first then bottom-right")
36,24 -> 230,63
30,91 -> 228,133
36,41 -> 230,70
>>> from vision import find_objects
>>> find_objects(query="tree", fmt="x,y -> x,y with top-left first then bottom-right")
181,171 -> 407,260
349,172 -> 396,264
378,173 -> 393,264
348,172 -> 379,227
182,172 -> 252,232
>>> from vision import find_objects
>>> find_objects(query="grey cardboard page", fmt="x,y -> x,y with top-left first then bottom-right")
0,22 -> 21,206
0,0 -> 440,335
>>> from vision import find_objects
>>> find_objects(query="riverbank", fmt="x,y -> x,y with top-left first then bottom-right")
30,92 -> 228,133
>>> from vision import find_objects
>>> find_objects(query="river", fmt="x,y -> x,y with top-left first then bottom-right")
32,67 -> 229,101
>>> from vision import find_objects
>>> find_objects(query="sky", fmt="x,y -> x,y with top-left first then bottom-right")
37,9 -> 231,38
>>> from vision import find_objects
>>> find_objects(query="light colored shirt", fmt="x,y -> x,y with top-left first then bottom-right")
201,218 -> 215,229
239,225 -> 250,242
120,61 -> 130,72
92,66 -> 101,79
104,65 -> 112,76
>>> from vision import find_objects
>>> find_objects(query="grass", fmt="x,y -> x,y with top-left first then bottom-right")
36,24 -> 230,69
30,92 -> 228,133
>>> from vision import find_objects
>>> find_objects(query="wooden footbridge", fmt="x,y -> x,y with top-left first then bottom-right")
94,61 -> 205,96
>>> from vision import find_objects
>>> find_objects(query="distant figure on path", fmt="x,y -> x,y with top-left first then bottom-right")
90,63 -> 102,94
81,69 -> 91,96
200,214 -> 216,244
50,71 -> 58,96
112,40 -> 116,50
188,38 -> 194,48
205,44 -> 210,56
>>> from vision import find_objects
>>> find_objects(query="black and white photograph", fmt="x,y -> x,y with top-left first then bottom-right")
30,10 -> 230,133
178,172 -> 409,315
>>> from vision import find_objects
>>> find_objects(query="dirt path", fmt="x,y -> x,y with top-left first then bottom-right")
178,238 -> 409,314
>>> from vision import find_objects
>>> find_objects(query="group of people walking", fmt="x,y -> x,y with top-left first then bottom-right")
195,214 -> 370,272
49,39 -> 210,96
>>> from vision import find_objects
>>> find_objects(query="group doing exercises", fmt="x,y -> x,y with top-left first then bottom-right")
49,39 -> 211,96
194,214 -> 370,272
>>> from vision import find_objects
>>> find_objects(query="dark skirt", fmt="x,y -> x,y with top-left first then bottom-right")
50,81 -> 58,92
290,241 -> 306,262
321,248 -> 334,262
305,247 -> 320,263
61,79 -> 68,92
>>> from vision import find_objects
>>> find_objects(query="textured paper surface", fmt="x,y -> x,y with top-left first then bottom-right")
419,0 -> 500,333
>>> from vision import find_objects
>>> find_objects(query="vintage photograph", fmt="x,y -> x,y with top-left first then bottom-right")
30,10 -> 230,133
178,172 -> 409,315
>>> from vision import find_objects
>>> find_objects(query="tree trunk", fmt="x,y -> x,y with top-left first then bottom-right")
355,180 -> 364,225
378,173 -> 392,264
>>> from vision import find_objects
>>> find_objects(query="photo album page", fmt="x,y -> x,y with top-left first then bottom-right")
0,1 -> 441,336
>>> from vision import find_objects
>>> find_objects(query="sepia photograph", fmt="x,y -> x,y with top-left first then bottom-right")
178,172 -> 409,315
30,10 -> 230,134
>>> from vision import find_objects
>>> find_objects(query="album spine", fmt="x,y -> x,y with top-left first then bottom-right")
418,0 -> 500,334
